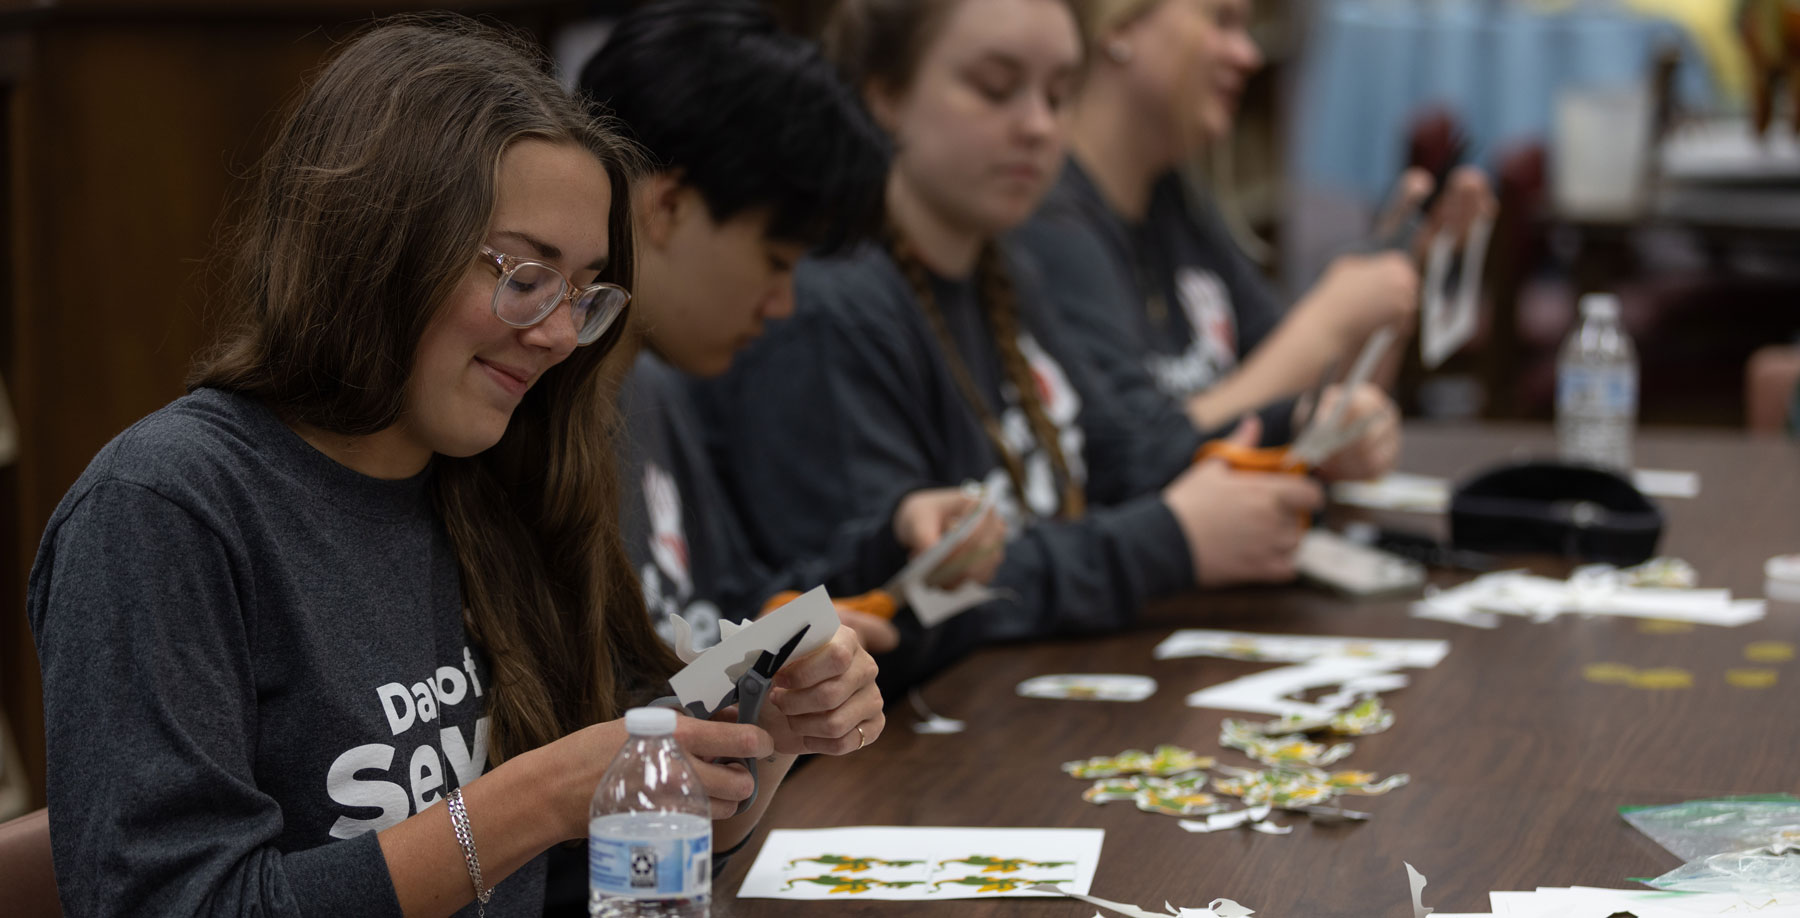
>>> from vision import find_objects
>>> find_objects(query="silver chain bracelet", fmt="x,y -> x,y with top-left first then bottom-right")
446,788 -> 491,918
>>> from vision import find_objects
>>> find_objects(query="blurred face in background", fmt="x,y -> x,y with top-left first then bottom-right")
868,0 -> 1083,238
1107,0 -> 1262,157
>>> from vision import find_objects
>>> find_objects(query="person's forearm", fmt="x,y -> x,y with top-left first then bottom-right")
717,753 -> 798,850
378,745 -> 570,918
1186,299 -> 1344,430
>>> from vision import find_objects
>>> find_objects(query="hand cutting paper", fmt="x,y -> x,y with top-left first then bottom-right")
658,586 -> 838,814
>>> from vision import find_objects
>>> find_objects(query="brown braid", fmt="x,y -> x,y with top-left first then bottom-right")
886,231 -> 1086,520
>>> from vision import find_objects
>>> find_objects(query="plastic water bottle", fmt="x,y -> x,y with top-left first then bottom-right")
1556,293 -> 1638,471
589,707 -> 711,917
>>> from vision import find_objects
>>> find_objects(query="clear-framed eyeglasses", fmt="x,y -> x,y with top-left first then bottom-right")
478,245 -> 630,346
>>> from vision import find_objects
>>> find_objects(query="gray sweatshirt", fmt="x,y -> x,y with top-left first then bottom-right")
1015,158 -> 1295,444
26,388 -> 541,918
691,243 -> 1200,688
618,350 -> 911,642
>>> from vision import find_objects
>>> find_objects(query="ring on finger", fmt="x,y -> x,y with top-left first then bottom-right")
855,724 -> 868,750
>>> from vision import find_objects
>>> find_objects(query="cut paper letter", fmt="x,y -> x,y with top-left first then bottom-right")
1185,658 -> 1406,719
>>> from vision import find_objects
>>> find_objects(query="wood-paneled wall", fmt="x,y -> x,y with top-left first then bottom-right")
0,0 -> 584,812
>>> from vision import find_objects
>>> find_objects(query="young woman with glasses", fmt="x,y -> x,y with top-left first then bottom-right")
26,18 -> 881,917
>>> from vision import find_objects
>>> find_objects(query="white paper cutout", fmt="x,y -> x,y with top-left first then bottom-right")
889,471 -> 1009,626
1407,862 -> 1435,918
1178,804 -> 1289,835
1420,212 -> 1492,370
1412,570 -> 1766,629
666,586 -> 837,713
1029,884 -> 1254,918
1183,657 -> 1407,719
1155,630 -> 1449,669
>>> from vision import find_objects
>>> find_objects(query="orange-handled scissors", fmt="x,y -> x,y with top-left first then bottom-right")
762,588 -> 899,620
1196,327 -> 1395,483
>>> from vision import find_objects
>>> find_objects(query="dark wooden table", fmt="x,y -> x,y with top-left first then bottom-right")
718,424 -> 1800,917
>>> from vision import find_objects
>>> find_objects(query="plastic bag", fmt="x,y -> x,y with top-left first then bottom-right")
1621,795 -> 1800,893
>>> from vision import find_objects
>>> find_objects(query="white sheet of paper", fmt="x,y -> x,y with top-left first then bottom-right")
736,826 -> 1102,900
1329,472 -> 1451,513
1155,630 -> 1449,669
1632,468 -> 1700,499
666,586 -> 837,713
1183,657 -> 1405,719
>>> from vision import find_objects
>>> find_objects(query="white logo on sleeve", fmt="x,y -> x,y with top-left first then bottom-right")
997,333 -> 1087,523
640,461 -> 722,652
1147,267 -> 1237,398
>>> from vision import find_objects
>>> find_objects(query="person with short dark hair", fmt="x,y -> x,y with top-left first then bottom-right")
576,0 -> 1008,663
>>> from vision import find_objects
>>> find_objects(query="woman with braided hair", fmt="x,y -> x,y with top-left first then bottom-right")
694,0 -> 1321,691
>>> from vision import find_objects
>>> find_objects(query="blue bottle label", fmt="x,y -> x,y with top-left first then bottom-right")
590,832 -> 711,900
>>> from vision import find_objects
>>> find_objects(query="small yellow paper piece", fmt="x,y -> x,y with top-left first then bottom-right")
1637,619 -> 1694,635
1726,668 -> 1779,689
1744,641 -> 1795,664
1583,663 -> 1638,685
1628,668 -> 1694,690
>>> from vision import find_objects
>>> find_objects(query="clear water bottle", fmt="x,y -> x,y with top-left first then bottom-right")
589,707 -> 711,917
1556,293 -> 1638,471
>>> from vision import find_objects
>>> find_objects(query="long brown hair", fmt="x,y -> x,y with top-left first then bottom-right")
826,0 -> 1086,520
192,16 -> 680,761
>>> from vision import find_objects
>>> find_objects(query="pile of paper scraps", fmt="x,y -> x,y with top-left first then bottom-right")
1412,558 -> 1766,630
1063,698 -> 1410,835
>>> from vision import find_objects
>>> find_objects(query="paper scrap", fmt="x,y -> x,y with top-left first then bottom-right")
1028,884 -> 1254,918
1018,674 -> 1157,702
906,688 -> 966,735
1220,720 -> 1354,767
1212,765 -> 1409,808
1406,862 -> 1434,918
1155,630 -> 1450,669
737,826 -> 1102,900
1064,745 -> 1215,779
1178,804 -> 1289,835
1082,773 -> 1225,817
1632,468 -> 1700,499
1745,641 -> 1795,663
1248,697 -> 1395,737
1726,668 -> 1778,689
1583,663 -> 1693,690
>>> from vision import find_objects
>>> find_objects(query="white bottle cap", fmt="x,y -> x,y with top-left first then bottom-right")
1579,293 -> 1620,321
625,706 -> 678,737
